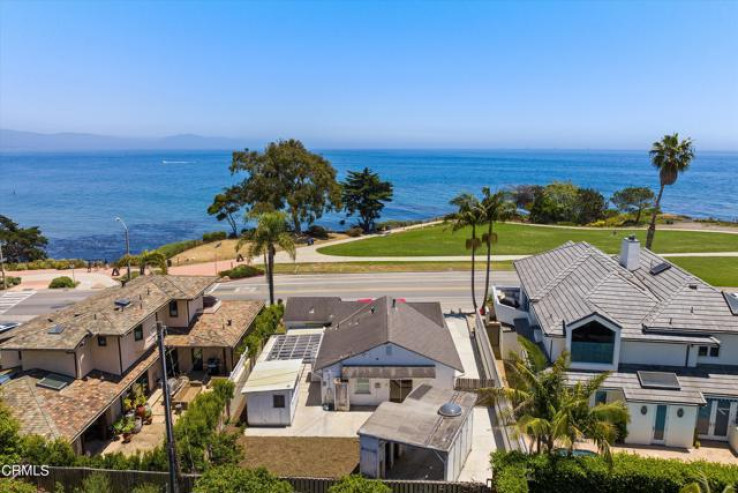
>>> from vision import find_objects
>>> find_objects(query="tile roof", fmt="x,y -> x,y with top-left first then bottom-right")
0,276 -> 217,351
566,364 -> 738,405
514,242 -> 738,341
165,300 -> 263,348
313,296 -> 464,372
0,349 -> 159,441
358,384 -> 476,452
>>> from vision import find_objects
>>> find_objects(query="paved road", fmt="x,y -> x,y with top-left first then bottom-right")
0,289 -> 94,322
211,270 -> 520,310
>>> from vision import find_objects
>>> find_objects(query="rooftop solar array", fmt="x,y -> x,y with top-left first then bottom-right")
267,333 -> 323,363
637,371 -> 681,390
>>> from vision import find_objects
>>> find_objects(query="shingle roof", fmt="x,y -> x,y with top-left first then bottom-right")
0,275 -> 217,351
284,297 -> 364,325
514,242 -> 738,341
0,349 -> 159,441
165,300 -> 263,348
313,296 -> 464,372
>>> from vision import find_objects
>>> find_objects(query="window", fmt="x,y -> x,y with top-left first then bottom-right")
698,346 -> 708,357
169,300 -> 179,318
134,325 -> 143,341
355,378 -> 371,395
97,336 -> 107,347
709,346 -> 720,358
273,394 -> 286,408
570,321 -> 615,364
595,390 -> 607,406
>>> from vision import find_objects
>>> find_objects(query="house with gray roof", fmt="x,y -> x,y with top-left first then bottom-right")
285,296 -> 464,410
0,275 -> 261,454
492,237 -> 738,449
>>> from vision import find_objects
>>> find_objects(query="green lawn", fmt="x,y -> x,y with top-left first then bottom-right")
318,223 -> 738,256
273,260 -> 513,274
669,256 -> 738,287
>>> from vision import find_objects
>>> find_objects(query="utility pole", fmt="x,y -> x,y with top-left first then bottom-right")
115,217 -> 131,280
157,321 -> 180,493
0,241 -> 7,291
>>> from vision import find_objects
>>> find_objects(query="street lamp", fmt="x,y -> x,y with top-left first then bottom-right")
114,217 -> 131,280
0,240 -> 7,291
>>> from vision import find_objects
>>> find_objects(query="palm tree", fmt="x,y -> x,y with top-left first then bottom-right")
680,475 -> 735,493
445,193 -> 483,311
138,250 -> 168,275
480,337 -> 629,457
479,188 -> 515,309
646,133 -> 695,249
237,211 -> 296,305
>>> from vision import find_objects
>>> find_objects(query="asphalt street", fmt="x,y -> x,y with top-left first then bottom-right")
0,270 -> 521,322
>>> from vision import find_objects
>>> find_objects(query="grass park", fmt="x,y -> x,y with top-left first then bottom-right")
317,222 -> 738,257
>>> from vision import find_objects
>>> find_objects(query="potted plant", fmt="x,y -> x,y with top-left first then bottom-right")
133,384 -> 147,419
143,405 -> 153,425
134,417 -> 143,433
112,419 -> 124,440
121,418 -> 135,443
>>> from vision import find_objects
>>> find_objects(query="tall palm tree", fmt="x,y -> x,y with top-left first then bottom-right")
646,133 -> 695,249
445,193 -> 483,311
138,250 -> 168,275
237,211 -> 296,305
479,188 -> 515,309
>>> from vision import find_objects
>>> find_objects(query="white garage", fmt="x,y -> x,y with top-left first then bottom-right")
243,359 -> 302,426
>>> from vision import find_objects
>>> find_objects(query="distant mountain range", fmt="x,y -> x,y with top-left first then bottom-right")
0,129 -> 247,151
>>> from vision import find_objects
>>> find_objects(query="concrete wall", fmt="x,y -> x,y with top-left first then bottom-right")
619,341 -> 687,367
624,402 -> 697,449
21,350 -> 76,377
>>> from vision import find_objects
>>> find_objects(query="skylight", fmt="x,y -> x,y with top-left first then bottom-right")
649,262 -> 672,276
637,371 -> 680,390
48,324 -> 64,335
37,373 -> 74,391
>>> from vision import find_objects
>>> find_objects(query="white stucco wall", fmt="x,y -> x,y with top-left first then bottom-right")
90,334 -> 123,374
21,350 -> 76,377
120,315 -> 157,372
619,341 -> 687,367
697,334 -> 738,366
625,402 -> 697,449
0,349 -> 22,369
245,386 -> 297,426
76,340 -> 93,378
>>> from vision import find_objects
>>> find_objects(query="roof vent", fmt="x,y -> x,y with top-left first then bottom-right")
48,324 -> 64,335
114,298 -> 131,309
688,283 -> 698,290
438,402 -> 462,418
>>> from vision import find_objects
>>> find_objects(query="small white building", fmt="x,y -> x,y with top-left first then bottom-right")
242,359 -> 302,426
358,384 -> 476,481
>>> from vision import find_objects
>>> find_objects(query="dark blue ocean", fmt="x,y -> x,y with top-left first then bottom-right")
1,149 -> 736,260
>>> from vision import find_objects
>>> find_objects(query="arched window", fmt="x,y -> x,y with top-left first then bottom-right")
570,321 -> 615,364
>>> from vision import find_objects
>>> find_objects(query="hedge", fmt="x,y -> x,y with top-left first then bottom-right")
491,451 -> 738,493
218,265 -> 264,279
0,276 -> 21,290
48,276 -> 79,289
203,231 -> 228,242
6,258 -> 87,271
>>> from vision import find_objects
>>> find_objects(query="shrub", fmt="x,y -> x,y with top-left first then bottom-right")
491,451 -> 738,493
0,478 -> 37,493
6,259 -> 87,271
48,276 -> 78,289
235,304 -> 284,358
203,231 -> 228,242
328,475 -> 391,493
306,224 -> 330,240
0,276 -> 21,290
345,226 -> 363,237
155,239 -> 202,259
75,472 -> 111,493
193,465 -> 292,493
131,484 -> 163,493
218,265 -> 264,279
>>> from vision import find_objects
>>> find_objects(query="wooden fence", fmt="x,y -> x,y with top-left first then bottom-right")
33,467 -> 491,493
454,377 -> 498,392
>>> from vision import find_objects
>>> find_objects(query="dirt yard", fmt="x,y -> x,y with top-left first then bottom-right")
239,436 -> 359,477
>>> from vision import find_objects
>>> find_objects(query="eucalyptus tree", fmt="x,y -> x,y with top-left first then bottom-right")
646,133 -> 695,249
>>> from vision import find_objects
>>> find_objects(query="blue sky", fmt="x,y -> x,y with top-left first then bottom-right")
1,0 -> 737,149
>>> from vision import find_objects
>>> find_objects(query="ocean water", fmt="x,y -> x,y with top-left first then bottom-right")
1,149 -> 736,260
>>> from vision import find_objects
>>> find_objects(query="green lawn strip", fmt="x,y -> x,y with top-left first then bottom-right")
318,223 -> 738,256
668,256 -> 738,287
272,260 -> 513,274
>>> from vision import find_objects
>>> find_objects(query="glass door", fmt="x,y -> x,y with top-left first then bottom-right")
653,405 -> 667,442
697,400 -> 713,435
714,399 -> 731,437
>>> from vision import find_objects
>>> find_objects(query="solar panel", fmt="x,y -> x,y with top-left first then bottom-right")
267,333 -> 323,363
649,262 -> 672,276
37,373 -> 74,391
637,371 -> 680,390
48,324 -> 64,335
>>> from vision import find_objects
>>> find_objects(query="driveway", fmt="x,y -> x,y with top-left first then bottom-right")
445,314 -> 480,379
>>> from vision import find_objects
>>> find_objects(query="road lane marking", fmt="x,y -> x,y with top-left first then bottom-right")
0,290 -> 37,315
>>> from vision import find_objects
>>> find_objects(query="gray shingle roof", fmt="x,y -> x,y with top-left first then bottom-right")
313,296 -> 464,372
284,297 -> 364,325
514,242 -> 738,341
0,275 -> 217,351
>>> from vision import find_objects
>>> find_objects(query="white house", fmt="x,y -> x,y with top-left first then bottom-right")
285,296 -> 464,410
492,237 -> 738,450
